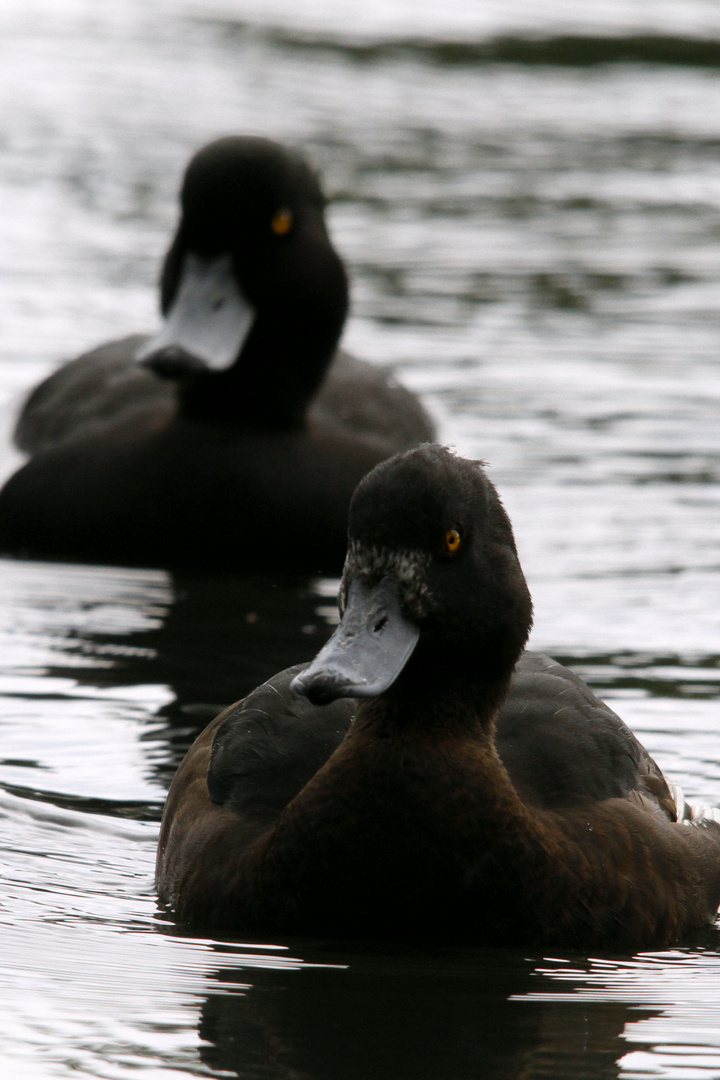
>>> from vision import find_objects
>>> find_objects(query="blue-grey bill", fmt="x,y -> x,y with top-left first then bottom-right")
291,576 -> 420,705
135,252 -> 255,370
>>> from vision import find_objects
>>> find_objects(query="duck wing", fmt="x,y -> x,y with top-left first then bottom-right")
311,350 -> 435,451
206,664 -> 355,833
13,336 -> 175,454
156,664 -> 355,911
190,650 -> 677,837
15,341 -> 434,459
496,651 -> 677,818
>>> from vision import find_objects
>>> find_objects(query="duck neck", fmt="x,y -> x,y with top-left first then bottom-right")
355,662 -> 513,744
177,318 -> 342,428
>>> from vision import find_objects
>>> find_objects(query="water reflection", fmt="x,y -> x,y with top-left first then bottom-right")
2,1 -> 720,1072
130,570 -> 339,780
0,558 -> 340,786
521,943 -> 720,1079
192,941 -> 656,1080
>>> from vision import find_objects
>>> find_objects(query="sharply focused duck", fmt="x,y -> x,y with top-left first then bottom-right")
0,136 -> 434,571
157,444 -> 720,950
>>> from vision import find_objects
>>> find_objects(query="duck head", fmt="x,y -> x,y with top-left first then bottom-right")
137,136 -> 348,425
292,444 -> 533,707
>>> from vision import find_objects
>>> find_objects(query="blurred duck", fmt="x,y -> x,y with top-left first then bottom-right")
157,444 -> 720,950
0,136 -> 434,571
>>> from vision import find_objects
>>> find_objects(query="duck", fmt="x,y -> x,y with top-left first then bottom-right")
156,444 -> 720,950
0,136 -> 434,571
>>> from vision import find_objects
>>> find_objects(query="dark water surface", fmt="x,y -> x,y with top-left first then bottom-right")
1,1 -> 720,1076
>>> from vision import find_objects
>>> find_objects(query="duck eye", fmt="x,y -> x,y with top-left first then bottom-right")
271,208 -> 293,236
443,529 -> 461,553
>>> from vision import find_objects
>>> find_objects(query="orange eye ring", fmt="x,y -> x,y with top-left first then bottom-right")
444,529 -> 461,553
271,208 -> 293,236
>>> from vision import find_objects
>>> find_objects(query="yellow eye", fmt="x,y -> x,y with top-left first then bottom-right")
271,208 -> 293,236
444,529 -> 461,553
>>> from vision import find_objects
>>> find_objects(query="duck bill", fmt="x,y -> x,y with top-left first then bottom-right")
136,252 -> 255,371
291,577 -> 420,706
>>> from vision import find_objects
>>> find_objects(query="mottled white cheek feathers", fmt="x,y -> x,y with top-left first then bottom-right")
341,541 -> 433,620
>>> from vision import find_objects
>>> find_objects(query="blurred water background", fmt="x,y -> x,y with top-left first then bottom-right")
0,0 -> 720,1076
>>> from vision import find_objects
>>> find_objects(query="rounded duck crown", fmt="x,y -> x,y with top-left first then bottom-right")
343,444 -> 533,680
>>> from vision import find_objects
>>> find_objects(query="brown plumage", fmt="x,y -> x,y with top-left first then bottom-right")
157,445 -> 720,949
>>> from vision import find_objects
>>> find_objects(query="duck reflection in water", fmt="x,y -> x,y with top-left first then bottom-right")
157,445 -> 720,950
0,136 -> 433,572
195,948 -> 658,1080
25,563 -> 343,784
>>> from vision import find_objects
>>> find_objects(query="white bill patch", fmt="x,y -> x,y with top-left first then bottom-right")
136,253 -> 255,370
